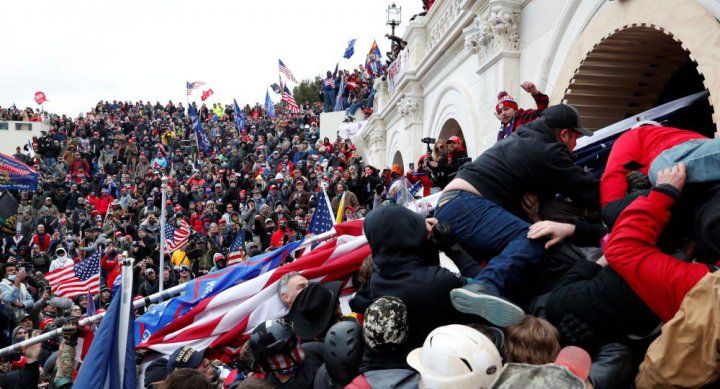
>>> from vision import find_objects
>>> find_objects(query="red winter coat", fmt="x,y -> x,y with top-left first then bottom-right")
605,189 -> 709,322
101,253 -> 122,288
32,233 -> 51,252
600,125 -> 706,206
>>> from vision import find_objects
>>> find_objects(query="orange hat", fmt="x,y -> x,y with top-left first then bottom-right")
391,164 -> 403,176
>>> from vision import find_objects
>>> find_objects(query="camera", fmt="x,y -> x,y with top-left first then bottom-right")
421,137 -> 436,153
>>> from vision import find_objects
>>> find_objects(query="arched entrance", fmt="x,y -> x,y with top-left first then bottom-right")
392,150 -> 404,171
438,118 -> 466,146
562,26 -> 714,136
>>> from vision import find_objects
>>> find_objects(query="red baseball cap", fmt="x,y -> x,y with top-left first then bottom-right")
447,135 -> 462,144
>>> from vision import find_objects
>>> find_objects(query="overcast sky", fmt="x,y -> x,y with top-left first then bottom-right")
2,0 -> 423,116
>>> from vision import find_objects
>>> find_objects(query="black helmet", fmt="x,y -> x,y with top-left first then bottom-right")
323,320 -> 364,385
249,319 -> 296,360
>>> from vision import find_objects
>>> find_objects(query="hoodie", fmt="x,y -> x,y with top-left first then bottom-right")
357,204 -> 475,351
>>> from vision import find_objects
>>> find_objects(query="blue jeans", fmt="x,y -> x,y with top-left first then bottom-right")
346,99 -> 366,117
649,138 -> 720,185
434,191 -> 544,296
323,90 -> 336,112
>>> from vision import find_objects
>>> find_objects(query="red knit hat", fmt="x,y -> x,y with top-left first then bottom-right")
495,91 -> 518,114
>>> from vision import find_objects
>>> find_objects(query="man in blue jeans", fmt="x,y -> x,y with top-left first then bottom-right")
435,104 -> 599,327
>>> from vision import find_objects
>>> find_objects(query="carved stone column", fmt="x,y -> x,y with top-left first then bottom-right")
463,0 -> 522,73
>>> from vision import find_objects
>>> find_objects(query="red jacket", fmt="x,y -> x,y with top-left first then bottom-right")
89,194 -> 113,215
405,171 -> 432,197
605,190 -> 709,322
101,253 -> 122,288
32,233 -> 51,252
600,126 -> 706,206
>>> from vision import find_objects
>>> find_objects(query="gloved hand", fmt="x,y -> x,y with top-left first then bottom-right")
557,313 -> 600,353
61,318 -> 78,346
626,171 -> 651,193
431,221 -> 458,250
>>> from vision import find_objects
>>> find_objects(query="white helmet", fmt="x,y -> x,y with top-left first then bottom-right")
407,324 -> 502,389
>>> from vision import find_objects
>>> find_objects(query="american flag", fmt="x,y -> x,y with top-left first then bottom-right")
186,81 -> 206,96
137,221 -> 366,360
309,187 -> 335,235
278,59 -> 297,83
281,86 -> 301,114
165,218 -> 191,253
227,231 -> 246,266
45,250 -> 101,298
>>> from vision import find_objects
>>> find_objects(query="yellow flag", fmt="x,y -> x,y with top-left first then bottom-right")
335,192 -> 347,224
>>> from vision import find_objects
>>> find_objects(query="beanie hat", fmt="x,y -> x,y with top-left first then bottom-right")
496,91 -> 518,114
363,296 -> 408,352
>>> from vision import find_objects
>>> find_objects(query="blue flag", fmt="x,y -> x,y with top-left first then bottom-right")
135,239 -> 303,344
74,281 -> 135,389
0,153 -> 39,191
234,98 -> 246,133
265,90 -> 275,117
344,38 -> 357,59
188,104 -> 211,154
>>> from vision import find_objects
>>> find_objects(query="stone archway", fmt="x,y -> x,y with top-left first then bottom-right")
550,0 -> 720,136
392,150 -> 404,171
438,118 -> 466,148
562,26 -> 714,136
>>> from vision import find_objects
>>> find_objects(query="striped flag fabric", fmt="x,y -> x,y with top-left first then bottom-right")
278,59 -> 297,83
186,81 -> 206,96
227,231 -> 246,266
165,219 -> 191,253
309,188 -> 335,235
135,239 -> 305,345
45,249 -> 101,298
136,221 -> 367,360
281,86 -> 301,114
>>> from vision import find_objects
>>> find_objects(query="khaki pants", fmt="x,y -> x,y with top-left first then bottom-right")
636,272 -> 720,388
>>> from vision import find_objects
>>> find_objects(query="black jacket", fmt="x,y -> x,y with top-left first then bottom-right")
355,205 -> 478,350
545,259 -> 660,346
456,120 -> 599,218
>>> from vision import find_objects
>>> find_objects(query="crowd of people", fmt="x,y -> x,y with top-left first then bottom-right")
0,69 -> 718,389
0,106 -> 44,122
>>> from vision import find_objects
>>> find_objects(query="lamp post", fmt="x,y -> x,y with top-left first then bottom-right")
386,2 -> 402,36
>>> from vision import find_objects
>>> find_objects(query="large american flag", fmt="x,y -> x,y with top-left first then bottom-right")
137,221 -> 366,360
309,188 -> 335,235
278,59 -> 297,83
227,231 -> 246,266
186,81 -> 206,96
45,250 -> 101,298
165,219 -> 191,253
281,86 -> 301,114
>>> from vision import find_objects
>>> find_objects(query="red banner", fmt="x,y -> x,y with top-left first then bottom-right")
201,88 -> 214,102
34,91 -> 47,105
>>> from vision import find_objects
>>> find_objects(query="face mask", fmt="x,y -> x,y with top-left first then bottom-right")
7,275 -> 16,282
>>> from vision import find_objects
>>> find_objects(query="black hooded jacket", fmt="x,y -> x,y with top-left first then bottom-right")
357,205 -> 477,350
456,120 -> 599,218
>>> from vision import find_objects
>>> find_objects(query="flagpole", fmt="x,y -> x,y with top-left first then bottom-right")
159,176 -> 168,293
117,254 -> 134,388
